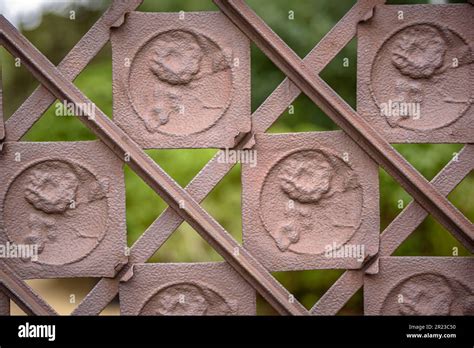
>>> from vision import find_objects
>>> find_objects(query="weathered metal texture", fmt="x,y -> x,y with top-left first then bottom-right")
0,259 -> 57,315
0,17 -> 308,316
120,263 -> 256,315
357,4 -> 474,143
213,0 -> 474,253
365,257 -> 474,315
0,287 -> 10,315
311,144 -> 474,315
0,0 -> 142,315
72,0 -> 383,316
0,141 -> 127,278
111,12 -> 251,149
0,59 -> 4,150
4,0 -> 143,142
242,132 -> 379,270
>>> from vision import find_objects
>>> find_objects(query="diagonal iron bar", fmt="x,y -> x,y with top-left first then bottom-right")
72,0 -> 383,315
311,144 -> 474,315
213,0 -> 474,252
0,259 -> 57,315
4,0 -> 143,142
0,16 -> 308,316
0,287 -> 10,315
0,0 -> 141,316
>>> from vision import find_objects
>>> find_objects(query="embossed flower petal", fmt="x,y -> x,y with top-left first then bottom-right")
140,282 -> 231,316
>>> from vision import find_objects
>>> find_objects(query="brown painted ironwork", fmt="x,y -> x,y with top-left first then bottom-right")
0,0 -> 472,316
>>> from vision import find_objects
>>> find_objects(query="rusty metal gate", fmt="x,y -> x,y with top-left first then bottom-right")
0,0 -> 472,316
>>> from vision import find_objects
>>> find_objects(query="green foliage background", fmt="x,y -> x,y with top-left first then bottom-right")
1,0 -> 471,314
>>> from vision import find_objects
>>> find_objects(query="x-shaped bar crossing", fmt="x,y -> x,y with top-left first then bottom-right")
72,0 -> 385,315
0,0 -> 144,315
0,259 -> 57,315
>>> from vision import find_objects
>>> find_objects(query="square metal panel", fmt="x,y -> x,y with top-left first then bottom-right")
357,4 -> 474,143
0,141 -> 126,278
364,257 -> 474,315
119,262 -> 256,315
111,11 -> 251,149
242,131 -> 379,271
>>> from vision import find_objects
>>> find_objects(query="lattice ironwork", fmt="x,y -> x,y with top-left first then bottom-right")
0,0 -> 472,316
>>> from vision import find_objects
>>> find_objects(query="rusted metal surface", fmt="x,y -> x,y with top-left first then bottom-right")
72,0 -> 383,316
242,131 -> 379,271
120,263 -> 256,315
0,0 -> 471,318
0,259 -> 57,315
112,12 -> 251,148
311,144 -> 474,315
358,4 -> 474,143
0,16 -> 308,316
365,257 -> 474,315
0,141 -> 126,279
4,0 -> 143,142
213,0 -> 474,253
